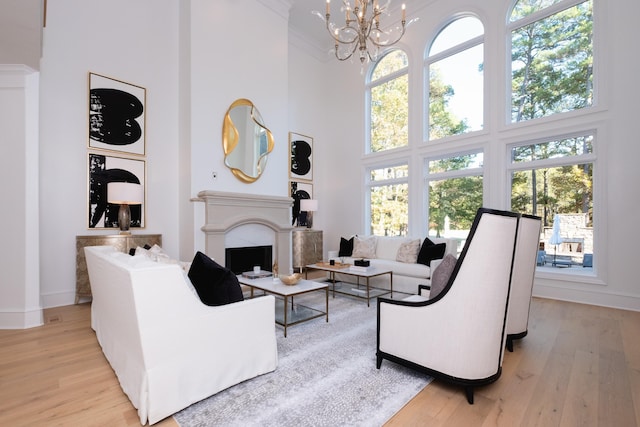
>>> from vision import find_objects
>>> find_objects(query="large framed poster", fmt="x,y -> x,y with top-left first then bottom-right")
88,72 -> 146,156
290,180 -> 313,226
88,153 -> 146,229
289,132 -> 313,181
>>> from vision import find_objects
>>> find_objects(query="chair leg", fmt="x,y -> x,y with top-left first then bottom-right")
465,386 -> 474,404
376,355 -> 383,369
506,336 -> 514,352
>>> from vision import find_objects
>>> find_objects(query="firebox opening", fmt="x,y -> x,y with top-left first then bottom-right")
225,245 -> 273,275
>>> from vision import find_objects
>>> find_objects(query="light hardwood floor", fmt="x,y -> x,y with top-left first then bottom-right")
1,297 -> 638,426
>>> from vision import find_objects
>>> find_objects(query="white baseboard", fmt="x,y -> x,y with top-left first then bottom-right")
41,290 -> 77,309
533,284 -> 640,312
0,307 -> 44,329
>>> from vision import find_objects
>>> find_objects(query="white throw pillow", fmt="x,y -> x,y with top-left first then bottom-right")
396,239 -> 421,263
351,236 -> 377,258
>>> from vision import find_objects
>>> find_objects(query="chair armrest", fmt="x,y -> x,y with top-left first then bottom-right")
418,284 -> 431,296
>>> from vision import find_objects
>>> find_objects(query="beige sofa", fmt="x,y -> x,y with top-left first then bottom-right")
84,245 -> 278,425
328,236 -> 458,294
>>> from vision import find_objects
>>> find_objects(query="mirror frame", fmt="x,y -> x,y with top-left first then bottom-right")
222,98 -> 275,183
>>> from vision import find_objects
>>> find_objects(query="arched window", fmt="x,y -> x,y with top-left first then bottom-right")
509,0 -> 593,122
426,16 -> 484,141
367,50 -> 409,153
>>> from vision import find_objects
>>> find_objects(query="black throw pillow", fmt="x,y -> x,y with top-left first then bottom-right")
417,238 -> 446,266
338,237 -> 354,257
188,251 -> 244,306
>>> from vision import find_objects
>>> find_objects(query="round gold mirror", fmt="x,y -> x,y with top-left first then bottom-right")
222,98 -> 275,183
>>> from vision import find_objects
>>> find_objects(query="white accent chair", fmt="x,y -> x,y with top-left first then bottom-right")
84,246 -> 278,425
506,214 -> 542,351
376,208 -> 519,404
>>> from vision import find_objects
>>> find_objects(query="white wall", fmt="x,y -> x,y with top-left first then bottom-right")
186,0 -> 291,254
291,0 -> 640,311
38,0 -> 180,307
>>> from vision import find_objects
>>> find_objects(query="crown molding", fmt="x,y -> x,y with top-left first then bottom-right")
257,0 -> 295,19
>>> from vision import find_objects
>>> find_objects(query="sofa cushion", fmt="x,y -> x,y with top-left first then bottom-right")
352,236 -> 377,258
375,237 -> 409,260
429,253 -> 457,299
363,258 -> 430,278
188,251 -> 244,306
339,236 -> 354,257
417,238 -> 446,266
396,239 -> 421,263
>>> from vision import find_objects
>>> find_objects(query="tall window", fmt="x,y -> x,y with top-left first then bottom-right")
510,0 -> 593,123
509,134 -> 595,267
426,151 -> 483,245
367,164 -> 409,236
367,50 -> 409,152
427,16 -> 484,141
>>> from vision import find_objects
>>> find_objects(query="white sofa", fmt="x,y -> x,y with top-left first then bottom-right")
328,236 -> 458,295
84,245 -> 278,425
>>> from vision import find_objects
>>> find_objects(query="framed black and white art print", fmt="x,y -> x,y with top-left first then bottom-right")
290,180 -> 313,226
88,153 -> 146,229
289,132 -> 313,181
89,73 -> 146,156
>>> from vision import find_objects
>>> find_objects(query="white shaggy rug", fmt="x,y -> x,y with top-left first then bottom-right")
174,290 -> 432,427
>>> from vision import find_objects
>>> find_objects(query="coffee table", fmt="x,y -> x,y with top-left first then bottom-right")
237,276 -> 328,337
305,262 -> 393,307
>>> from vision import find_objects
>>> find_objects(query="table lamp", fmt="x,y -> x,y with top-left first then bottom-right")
107,182 -> 143,234
300,199 -> 318,229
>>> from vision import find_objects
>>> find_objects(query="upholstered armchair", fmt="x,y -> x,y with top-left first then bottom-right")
376,208 -> 519,404
506,214 -> 542,352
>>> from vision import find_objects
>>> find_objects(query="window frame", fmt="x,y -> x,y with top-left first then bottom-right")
365,49 -> 410,154
506,129 -> 602,281
423,148 -> 485,241
424,15 -> 485,143
365,160 -> 410,236
506,0 -> 595,125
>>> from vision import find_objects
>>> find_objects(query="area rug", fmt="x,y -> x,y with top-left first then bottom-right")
173,289 -> 432,426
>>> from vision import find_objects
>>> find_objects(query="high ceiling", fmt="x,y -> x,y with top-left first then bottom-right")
0,0 -> 418,70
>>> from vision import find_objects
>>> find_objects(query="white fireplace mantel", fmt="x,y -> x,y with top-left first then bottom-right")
197,191 -> 294,273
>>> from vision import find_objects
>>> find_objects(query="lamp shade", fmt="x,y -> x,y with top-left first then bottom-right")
107,182 -> 143,205
300,199 -> 318,212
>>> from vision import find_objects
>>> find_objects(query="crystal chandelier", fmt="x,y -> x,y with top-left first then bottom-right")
314,0 -> 416,64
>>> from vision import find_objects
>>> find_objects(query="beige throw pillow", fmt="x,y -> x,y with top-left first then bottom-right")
396,239 -> 421,263
351,236 -> 377,258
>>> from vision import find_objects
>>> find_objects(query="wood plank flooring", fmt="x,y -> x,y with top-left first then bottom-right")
0,297 -> 638,426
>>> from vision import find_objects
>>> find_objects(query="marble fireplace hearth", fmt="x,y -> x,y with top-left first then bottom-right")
197,191 -> 294,274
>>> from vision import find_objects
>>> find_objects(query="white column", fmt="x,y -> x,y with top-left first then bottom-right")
0,65 -> 43,328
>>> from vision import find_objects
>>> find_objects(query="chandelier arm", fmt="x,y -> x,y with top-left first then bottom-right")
319,0 -> 411,65
369,21 -> 406,47
325,13 -> 359,44
334,40 -> 360,61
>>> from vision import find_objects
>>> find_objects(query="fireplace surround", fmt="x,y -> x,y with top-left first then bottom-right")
197,191 -> 294,275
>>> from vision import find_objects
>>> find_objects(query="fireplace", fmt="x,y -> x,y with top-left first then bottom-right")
225,245 -> 273,275
197,191 -> 294,274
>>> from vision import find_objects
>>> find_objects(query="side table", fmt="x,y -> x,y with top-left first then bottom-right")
292,229 -> 323,272
75,234 -> 162,303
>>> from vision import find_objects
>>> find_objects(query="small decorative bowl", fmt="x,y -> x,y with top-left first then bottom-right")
279,273 -> 302,285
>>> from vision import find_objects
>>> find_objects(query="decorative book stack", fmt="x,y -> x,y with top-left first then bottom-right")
350,259 -> 371,273
241,270 -> 272,279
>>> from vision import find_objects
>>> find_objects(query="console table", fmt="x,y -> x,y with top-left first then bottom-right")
75,234 -> 162,303
292,229 -> 323,272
